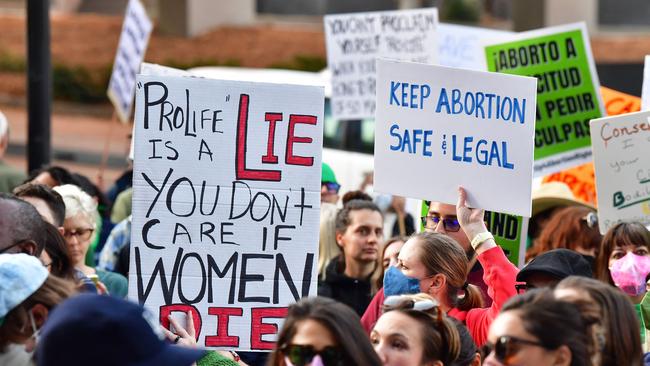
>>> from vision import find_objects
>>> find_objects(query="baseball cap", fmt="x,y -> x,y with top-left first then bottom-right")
36,294 -> 206,366
321,163 -> 338,184
517,248 -> 593,283
0,253 -> 49,325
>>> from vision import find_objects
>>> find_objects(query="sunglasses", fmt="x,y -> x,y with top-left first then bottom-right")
321,182 -> 341,194
282,344 -> 343,366
582,212 -> 598,228
482,336 -> 547,363
420,215 -> 461,232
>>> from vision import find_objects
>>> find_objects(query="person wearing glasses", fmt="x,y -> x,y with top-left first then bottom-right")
526,206 -> 602,265
269,297 -> 382,366
371,294 -> 461,366
484,289 -> 591,366
53,184 -> 127,298
320,163 -> 340,204
0,193 -> 47,257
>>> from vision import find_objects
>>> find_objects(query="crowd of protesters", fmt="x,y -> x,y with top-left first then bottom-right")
2,105 -> 650,366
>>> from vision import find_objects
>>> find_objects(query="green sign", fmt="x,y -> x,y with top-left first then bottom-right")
420,201 -> 528,266
485,23 -> 604,177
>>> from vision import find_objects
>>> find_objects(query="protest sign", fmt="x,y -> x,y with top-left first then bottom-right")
324,8 -> 438,120
128,74 -> 324,350
437,23 -> 513,71
374,59 -> 536,217
108,0 -> 153,123
590,110 -> 650,234
420,201 -> 528,266
485,23 -> 605,177
642,56 -> 650,111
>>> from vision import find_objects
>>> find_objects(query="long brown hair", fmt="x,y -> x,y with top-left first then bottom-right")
596,222 -> 650,286
557,276 -> 643,366
0,275 -> 75,351
268,297 -> 382,366
413,232 -> 484,311
527,206 -> 602,261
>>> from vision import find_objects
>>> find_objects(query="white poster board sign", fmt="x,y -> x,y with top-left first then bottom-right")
324,8 -> 438,120
129,75 -> 324,350
108,0 -> 153,123
437,23 -> 514,71
374,59 -> 537,217
590,110 -> 650,233
642,56 -> 650,111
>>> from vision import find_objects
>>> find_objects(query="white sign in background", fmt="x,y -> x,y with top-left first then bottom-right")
374,59 -> 537,217
324,8 -> 438,120
108,0 -> 153,123
590,111 -> 650,234
437,23 -> 514,71
642,55 -> 650,111
129,75 -> 323,351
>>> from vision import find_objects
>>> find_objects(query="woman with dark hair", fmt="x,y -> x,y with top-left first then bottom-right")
484,289 -> 591,366
268,297 -> 382,366
371,293 -> 461,366
596,222 -> 650,301
42,223 -> 76,281
526,206 -> 602,262
556,276 -> 643,366
318,196 -> 384,315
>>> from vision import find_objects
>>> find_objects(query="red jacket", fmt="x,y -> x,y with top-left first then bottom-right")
360,246 -> 518,346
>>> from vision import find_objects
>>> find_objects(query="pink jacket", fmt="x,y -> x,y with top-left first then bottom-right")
360,246 -> 519,346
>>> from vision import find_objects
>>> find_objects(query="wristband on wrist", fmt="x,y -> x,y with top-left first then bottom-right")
470,231 -> 494,250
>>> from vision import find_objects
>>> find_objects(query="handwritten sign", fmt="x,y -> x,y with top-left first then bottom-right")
590,110 -> 650,234
128,75 -> 324,350
324,8 -> 438,120
108,0 -> 153,123
374,59 -> 536,217
485,23 -> 605,176
437,23 -> 513,71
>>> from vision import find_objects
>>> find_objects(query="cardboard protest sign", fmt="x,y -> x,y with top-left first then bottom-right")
324,8 -> 438,120
420,201 -> 528,266
590,110 -> 650,233
129,75 -> 324,350
485,23 -> 605,177
374,59 -> 536,217
642,56 -> 650,111
437,23 -> 513,71
108,0 -> 153,123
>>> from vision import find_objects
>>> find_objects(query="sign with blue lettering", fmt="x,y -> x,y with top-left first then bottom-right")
437,23 -> 513,71
107,0 -> 153,123
374,59 -> 537,217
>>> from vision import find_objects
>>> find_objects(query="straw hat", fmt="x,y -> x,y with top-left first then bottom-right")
531,182 -> 595,217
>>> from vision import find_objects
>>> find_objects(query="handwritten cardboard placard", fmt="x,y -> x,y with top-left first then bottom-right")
485,23 -> 605,177
374,59 -> 536,217
437,23 -> 514,71
324,8 -> 438,120
590,110 -> 650,234
128,75 -> 324,350
108,0 -> 153,123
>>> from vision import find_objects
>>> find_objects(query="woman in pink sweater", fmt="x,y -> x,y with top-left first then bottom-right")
361,187 -> 519,346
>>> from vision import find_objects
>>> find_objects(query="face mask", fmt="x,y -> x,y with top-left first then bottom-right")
28,310 -> 40,345
383,266 -> 420,296
610,252 -> 650,296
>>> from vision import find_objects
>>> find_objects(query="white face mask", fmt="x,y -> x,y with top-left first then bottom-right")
22,310 -> 41,353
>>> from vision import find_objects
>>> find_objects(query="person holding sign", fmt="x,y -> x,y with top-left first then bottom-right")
362,188 -> 518,347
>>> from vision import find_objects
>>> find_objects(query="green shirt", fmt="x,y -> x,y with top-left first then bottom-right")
0,160 -> 26,193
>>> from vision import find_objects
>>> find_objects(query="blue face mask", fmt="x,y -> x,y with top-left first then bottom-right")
383,266 -> 421,296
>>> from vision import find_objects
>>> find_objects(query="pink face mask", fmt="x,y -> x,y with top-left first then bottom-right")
610,252 -> 650,296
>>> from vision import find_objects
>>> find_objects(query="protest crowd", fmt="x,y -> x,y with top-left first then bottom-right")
3,2 -> 650,366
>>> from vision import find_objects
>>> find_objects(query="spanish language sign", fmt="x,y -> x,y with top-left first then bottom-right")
374,59 -> 536,217
590,110 -> 650,234
437,23 -> 513,71
324,8 -> 438,120
485,23 -> 605,177
108,0 -> 153,123
420,201 -> 529,266
129,75 -> 324,350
